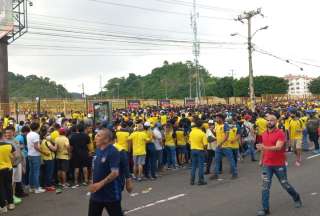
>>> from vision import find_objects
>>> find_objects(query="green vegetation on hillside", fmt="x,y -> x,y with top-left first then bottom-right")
8,72 -> 71,99
102,61 -> 289,99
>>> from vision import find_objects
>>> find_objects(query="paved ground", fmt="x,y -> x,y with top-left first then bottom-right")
7,152 -> 320,216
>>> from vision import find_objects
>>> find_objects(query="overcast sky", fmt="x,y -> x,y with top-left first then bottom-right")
7,0 -> 320,94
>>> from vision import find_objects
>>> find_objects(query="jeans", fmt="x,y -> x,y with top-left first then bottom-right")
206,150 -> 215,173
28,156 -> 41,189
261,166 -> 300,210
309,132 -> 319,151
231,149 -> 239,168
214,147 -> 237,176
0,169 -> 13,207
190,150 -> 205,182
145,143 -> 157,178
44,160 -> 55,187
243,140 -> 256,160
23,156 -> 29,186
156,149 -> 163,171
165,146 -> 176,168
88,199 -> 123,216
302,129 -> 309,150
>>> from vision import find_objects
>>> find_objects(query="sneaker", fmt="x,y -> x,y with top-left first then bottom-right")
210,174 -> 218,180
29,188 -> 35,193
82,182 -> 88,186
137,177 -> 142,182
45,186 -> 56,192
198,181 -> 207,186
35,188 -> 46,194
7,204 -> 15,210
231,174 -> 238,180
63,184 -> 70,189
13,196 -> 22,205
190,180 -> 195,185
257,209 -> 270,216
0,206 -> 8,213
313,150 -> 320,154
294,198 -> 302,208
295,161 -> 301,167
72,184 -> 80,189
56,188 -> 63,194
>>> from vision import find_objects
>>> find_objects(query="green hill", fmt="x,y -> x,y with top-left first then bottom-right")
101,61 -> 288,99
8,72 -> 71,99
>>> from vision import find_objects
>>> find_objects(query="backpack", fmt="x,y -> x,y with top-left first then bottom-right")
241,124 -> 249,138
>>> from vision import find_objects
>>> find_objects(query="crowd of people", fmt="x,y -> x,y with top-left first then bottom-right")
0,101 -> 319,215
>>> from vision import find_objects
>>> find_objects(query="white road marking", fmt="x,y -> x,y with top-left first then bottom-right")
307,154 -> 320,160
124,194 -> 186,215
311,192 -> 318,196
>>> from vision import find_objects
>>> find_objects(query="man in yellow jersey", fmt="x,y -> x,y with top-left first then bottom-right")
115,123 -> 130,153
227,118 -> 241,169
211,114 -> 238,180
0,130 -> 16,212
288,111 -> 304,166
128,124 -> 150,181
175,126 -> 187,167
255,112 -> 268,144
144,122 -> 157,180
164,124 -> 177,169
189,118 -> 208,185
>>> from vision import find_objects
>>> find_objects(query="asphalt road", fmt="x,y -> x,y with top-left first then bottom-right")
7,152 -> 320,216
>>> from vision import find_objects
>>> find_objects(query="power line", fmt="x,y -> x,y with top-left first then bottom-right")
88,0 -> 234,20
152,0 -> 240,13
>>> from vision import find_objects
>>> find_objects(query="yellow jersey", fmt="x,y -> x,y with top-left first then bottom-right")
189,128 -> 208,150
0,142 -> 14,169
128,131 -> 150,156
176,130 -> 186,146
116,130 -> 130,152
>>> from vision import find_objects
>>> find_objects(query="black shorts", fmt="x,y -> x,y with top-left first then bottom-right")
72,155 -> 90,169
57,159 -> 69,172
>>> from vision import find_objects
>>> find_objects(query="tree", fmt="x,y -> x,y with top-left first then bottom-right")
8,72 -> 71,99
233,76 -> 288,97
309,77 -> 320,94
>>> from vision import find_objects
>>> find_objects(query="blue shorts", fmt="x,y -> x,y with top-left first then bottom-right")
176,145 -> 187,154
133,155 -> 146,166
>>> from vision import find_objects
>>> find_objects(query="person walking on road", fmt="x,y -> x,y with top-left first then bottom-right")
88,128 -> 122,216
256,114 -> 302,216
189,118 -> 208,185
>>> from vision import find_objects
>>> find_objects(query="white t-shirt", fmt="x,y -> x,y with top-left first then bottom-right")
152,128 -> 163,151
27,131 -> 41,156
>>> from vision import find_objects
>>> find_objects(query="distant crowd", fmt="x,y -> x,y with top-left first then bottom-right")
0,102 -> 319,215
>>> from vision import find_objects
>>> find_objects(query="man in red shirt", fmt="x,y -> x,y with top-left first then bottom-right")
256,114 -> 302,216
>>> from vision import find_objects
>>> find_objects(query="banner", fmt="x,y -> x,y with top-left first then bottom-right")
127,99 -> 140,109
160,99 -> 170,108
185,98 -> 196,106
0,0 -> 13,39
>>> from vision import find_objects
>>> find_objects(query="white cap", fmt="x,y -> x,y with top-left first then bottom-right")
144,122 -> 151,127
208,120 -> 214,124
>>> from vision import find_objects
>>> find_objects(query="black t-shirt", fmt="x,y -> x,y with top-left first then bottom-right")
70,132 -> 90,157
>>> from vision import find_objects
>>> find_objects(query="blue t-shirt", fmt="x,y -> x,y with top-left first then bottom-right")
91,145 -> 121,203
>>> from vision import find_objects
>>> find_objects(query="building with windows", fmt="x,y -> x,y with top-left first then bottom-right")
284,74 -> 314,96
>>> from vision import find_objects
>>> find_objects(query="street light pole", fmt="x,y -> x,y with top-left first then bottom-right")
235,8 -> 265,111
247,17 -> 255,111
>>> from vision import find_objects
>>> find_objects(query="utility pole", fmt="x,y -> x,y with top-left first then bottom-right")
0,37 -> 9,116
82,83 -> 88,113
236,8 -> 264,111
191,0 -> 201,104
116,83 -> 120,99
99,74 -> 103,101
